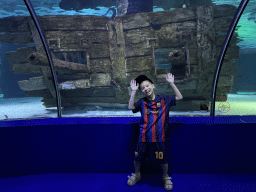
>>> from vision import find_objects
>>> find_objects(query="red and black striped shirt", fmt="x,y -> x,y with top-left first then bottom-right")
132,95 -> 176,142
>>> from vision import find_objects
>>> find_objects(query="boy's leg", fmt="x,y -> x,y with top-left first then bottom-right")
154,143 -> 170,177
161,163 -> 169,177
156,143 -> 173,190
134,142 -> 147,175
134,160 -> 141,175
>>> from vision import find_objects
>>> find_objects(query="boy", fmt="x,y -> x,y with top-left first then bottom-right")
127,73 -> 183,191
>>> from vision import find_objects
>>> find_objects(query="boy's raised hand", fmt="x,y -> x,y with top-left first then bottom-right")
166,73 -> 174,84
130,80 -> 139,91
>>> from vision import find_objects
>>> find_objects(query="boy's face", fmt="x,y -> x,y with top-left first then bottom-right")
140,80 -> 155,96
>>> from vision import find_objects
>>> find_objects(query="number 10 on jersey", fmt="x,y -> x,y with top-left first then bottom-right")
155,151 -> 163,159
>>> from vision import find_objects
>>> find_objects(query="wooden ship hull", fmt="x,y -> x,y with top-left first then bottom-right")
0,4 -> 239,109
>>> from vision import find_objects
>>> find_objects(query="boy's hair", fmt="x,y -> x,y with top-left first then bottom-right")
135,75 -> 154,90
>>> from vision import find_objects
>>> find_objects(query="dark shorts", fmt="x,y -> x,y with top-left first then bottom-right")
134,142 -> 169,164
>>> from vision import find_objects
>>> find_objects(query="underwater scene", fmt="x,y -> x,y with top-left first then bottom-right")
0,0 -> 256,120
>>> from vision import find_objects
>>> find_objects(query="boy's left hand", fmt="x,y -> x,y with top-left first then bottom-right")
166,73 -> 174,84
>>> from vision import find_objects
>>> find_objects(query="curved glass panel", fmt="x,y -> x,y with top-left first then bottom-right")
0,0 -> 57,120
215,0 -> 256,116
7,0 -> 244,117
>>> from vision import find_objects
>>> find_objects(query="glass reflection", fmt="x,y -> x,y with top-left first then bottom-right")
0,0 -> 57,120
215,0 -> 256,116
1,0 -> 251,118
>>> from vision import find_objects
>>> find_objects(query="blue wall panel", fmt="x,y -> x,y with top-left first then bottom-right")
0,117 -> 256,178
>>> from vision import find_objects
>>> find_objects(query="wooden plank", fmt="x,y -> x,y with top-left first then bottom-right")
216,94 -> 227,102
6,47 -> 37,65
9,63 -> 42,74
203,59 -> 238,75
87,44 -> 110,58
54,73 -> 90,83
44,31 -> 109,49
156,74 -> 186,83
156,79 -> 197,92
124,27 -> 154,45
214,16 -> 234,33
124,21 -> 197,48
218,75 -> 234,87
216,46 -> 239,61
39,15 -> 110,31
187,65 -> 199,79
18,76 -> 47,91
216,33 -> 239,47
155,48 -> 186,65
58,75 -> 119,89
0,32 -> 33,44
196,6 -> 217,72
90,73 -> 112,87
125,45 -> 197,64
28,52 -> 89,73
0,16 -> 31,32
216,86 -> 232,95
125,46 -> 152,57
59,79 -> 90,90
122,7 -> 197,30
196,6 -> 218,96
41,66 -> 57,98
0,5 -> 236,33
153,64 -> 199,80
155,68 -> 171,75
29,20 -> 45,53
212,4 -> 237,18
126,56 -> 154,72
126,70 -> 157,86
188,48 -> 198,64
52,51 -> 87,65
107,18 -> 129,100
124,22 -> 197,60
89,58 -> 112,73
219,60 -> 238,75
19,72 -> 112,92
157,22 -> 197,48
0,15 -> 109,32
60,87 -> 116,97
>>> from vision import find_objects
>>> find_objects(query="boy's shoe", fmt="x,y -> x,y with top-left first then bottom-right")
127,173 -> 141,186
163,176 -> 173,191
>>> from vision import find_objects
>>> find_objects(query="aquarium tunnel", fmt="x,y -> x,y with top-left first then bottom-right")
0,0 -> 256,191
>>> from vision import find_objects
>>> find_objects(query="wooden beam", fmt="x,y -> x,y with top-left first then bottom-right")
122,8 -> 197,30
6,47 -> 37,65
9,63 -> 41,74
196,5 -> 217,95
28,52 -> 89,73
107,18 -> 129,100
0,32 -> 33,44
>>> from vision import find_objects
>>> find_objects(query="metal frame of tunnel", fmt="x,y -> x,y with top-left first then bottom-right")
23,0 -> 62,117
23,0 -> 250,117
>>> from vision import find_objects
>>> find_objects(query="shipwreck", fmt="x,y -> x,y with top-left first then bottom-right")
0,4 -> 239,110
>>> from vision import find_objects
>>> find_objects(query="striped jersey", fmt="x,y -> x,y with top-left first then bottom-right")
132,95 -> 176,142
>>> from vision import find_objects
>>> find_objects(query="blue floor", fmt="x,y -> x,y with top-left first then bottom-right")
0,173 -> 255,192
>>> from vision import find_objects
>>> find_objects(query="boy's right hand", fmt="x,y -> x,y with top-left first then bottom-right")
130,80 -> 139,91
